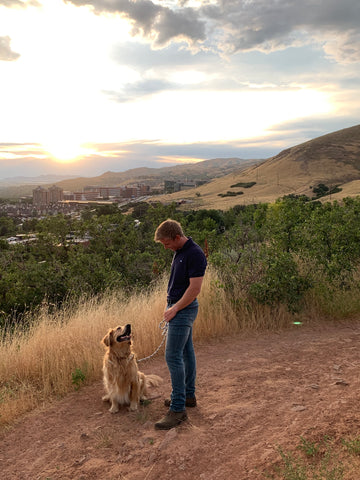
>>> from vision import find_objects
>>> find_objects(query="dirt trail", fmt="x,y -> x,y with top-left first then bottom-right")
1,321 -> 360,480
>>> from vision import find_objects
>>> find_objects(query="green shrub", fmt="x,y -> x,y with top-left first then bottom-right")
230,181 -> 256,188
249,248 -> 311,313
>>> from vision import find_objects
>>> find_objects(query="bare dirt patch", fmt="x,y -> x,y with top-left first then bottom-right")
1,321 -> 360,480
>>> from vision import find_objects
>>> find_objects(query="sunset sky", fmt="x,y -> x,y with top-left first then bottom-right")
0,0 -> 359,178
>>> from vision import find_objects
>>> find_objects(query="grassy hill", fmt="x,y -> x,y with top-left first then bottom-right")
158,124 -> 360,209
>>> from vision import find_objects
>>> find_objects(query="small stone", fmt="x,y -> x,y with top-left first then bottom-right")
292,405 -> 307,412
74,456 -> 87,466
334,379 -> 349,386
148,452 -> 156,463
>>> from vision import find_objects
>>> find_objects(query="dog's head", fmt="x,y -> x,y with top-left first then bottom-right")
102,324 -> 132,350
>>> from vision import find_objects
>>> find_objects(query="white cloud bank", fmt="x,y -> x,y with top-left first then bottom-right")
64,0 -> 360,62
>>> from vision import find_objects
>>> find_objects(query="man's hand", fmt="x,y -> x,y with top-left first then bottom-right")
163,304 -> 179,323
163,277 -> 204,322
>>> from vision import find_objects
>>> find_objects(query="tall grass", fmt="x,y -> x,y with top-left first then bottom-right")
0,268 -> 240,427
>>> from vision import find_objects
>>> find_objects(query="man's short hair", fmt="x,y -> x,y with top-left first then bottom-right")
154,219 -> 184,241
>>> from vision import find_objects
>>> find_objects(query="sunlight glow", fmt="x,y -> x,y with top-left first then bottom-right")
42,140 -> 93,163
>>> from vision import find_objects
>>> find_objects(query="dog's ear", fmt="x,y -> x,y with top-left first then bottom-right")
102,329 -> 113,347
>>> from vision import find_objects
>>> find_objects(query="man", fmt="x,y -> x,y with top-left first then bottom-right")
154,219 -> 207,430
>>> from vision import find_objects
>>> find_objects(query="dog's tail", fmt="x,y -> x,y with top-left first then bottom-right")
145,374 -> 163,388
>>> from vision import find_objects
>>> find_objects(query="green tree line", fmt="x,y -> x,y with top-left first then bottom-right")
2,196 -> 360,327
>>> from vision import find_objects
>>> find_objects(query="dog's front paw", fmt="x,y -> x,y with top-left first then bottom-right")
109,404 -> 119,414
129,403 -> 138,412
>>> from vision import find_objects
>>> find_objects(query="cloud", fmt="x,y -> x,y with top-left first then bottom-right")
0,36 -> 20,61
107,39 -> 338,102
67,0 -> 360,62
0,0 -> 40,7
268,116 -> 360,144
110,40 -> 217,73
66,0 -> 206,47
201,0 -> 360,61
103,77 -> 176,102
0,1 -> 40,61
322,30 -> 360,63
108,41 -> 221,101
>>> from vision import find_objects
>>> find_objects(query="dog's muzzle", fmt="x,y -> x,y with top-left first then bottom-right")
116,324 -> 131,343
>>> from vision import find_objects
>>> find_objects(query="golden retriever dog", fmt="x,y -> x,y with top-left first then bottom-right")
101,324 -> 162,413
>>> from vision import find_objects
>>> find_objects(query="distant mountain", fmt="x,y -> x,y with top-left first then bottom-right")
0,175 -> 81,198
53,157 -> 260,192
159,124 -> 360,209
0,174 -> 79,186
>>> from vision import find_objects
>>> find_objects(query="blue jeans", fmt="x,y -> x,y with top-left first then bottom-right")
165,299 -> 198,412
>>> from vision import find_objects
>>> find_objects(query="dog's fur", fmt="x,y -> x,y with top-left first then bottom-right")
101,324 -> 162,413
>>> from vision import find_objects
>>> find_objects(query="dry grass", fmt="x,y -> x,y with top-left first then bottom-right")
302,282 -> 360,321
0,267 -> 248,427
0,279 -> 165,427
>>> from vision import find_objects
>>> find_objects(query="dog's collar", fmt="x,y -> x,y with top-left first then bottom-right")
109,353 -> 135,362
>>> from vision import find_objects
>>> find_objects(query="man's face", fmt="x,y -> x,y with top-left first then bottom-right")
159,236 -> 180,251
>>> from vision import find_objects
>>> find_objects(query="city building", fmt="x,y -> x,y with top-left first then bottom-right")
33,186 -> 50,206
33,185 -> 64,205
48,185 -> 64,203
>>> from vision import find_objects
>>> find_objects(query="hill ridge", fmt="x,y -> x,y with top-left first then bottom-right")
158,124 -> 360,209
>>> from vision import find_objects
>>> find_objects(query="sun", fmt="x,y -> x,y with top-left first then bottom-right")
42,139 -> 92,163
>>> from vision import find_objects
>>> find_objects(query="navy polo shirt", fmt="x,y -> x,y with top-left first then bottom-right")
167,237 -> 207,303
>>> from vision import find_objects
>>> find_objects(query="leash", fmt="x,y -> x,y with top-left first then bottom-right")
137,319 -> 168,363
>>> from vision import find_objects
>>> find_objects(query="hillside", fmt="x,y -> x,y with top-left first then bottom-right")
158,124 -> 360,209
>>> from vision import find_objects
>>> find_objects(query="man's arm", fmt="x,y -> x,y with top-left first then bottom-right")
163,276 -> 204,323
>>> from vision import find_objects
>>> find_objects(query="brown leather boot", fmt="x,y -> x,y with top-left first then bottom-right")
154,410 -> 188,430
